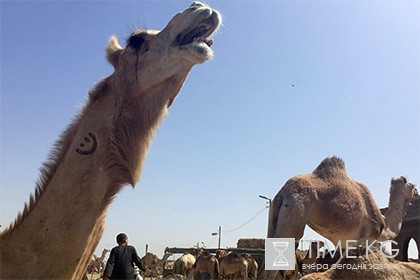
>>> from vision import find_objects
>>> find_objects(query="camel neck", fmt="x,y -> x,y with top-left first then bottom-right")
0,79 -> 176,279
378,197 -> 406,241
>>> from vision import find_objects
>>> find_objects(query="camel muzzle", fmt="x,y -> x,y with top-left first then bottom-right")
173,2 -> 220,47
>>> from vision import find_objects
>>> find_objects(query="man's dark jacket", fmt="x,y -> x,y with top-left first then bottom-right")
103,244 -> 145,280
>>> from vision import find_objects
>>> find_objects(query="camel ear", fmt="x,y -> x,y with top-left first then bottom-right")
106,35 -> 123,69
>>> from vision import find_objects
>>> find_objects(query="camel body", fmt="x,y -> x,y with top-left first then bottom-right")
217,251 -> 248,280
194,250 -> 220,280
268,157 -> 415,246
0,2 -> 221,279
267,157 -> 416,280
142,252 -> 172,277
174,252 -> 196,278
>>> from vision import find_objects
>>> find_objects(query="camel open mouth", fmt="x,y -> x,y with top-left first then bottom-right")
176,12 -> 220,48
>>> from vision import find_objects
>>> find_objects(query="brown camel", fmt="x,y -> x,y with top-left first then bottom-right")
0,2 -> 221,279
142,252 -> 173,277
268,157 -> 416,245
217,250 -> 248,280
86,248 -> 110,276
266,156 -> 415,280
173,252 -> 196,279
242,253 -> 258,280
194,249 -> 220,280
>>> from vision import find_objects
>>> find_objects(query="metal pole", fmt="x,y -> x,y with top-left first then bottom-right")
259,195 -> 271,209
218,226 -> 221,249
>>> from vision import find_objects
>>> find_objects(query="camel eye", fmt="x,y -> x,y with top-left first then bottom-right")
128,35 -> 146,51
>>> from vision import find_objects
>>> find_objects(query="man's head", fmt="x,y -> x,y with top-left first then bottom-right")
116,233 -> 128,245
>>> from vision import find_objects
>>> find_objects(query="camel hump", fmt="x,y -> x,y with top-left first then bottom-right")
312,156 -> 348,179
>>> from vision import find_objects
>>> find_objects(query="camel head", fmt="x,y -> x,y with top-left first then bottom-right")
390,176 -> 416,212
163,252 -> 173,258
106,2 -> 221,104
215,249 -> 228,260
195,247 -> 206,256
101,248 -> 110,257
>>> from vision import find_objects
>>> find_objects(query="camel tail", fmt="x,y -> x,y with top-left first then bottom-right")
312,156 -> 347,179
267,193 -> 283,238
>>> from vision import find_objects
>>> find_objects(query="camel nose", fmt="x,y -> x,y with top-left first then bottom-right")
190,2 -> 205,8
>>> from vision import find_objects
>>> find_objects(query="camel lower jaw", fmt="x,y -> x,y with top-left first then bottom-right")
189,39 -> 214,52
179,40 -> 214,63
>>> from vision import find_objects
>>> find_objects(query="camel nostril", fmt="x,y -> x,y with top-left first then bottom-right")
190,1 -> 204,8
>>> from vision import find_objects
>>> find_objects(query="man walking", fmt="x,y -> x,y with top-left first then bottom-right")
103,233 -> 146,280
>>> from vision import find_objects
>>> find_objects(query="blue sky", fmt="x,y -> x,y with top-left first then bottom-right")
1,0 -> 419,259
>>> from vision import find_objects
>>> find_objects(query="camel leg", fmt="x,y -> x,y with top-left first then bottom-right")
187,268 -> 193,280
269,193 -> 312,240
243,264 -> 248,280
267,193 -> 313,280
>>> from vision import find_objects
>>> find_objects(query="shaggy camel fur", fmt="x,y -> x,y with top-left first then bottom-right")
268,157 -> 415,245
142,252 -> 173,277
266,156 -> 415,280
0,2 -> 221,279
194,249 -> 220,280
